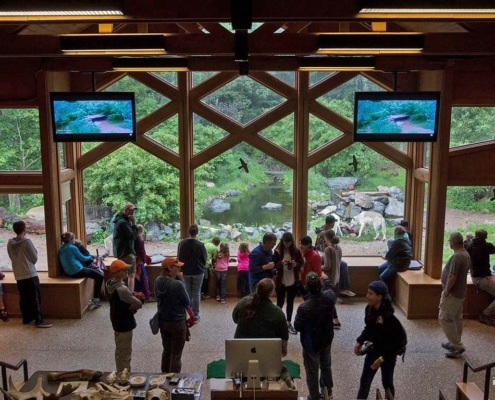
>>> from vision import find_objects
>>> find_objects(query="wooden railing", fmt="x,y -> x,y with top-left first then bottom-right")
462,360 -> 495,400
0,359 -> 29,390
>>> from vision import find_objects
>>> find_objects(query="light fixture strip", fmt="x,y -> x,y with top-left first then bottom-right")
360,8 -> 495,13
0,10 -> 123,16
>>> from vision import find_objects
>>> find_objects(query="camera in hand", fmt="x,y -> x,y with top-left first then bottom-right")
359,341 -> 374,355
286,260 -> 293,270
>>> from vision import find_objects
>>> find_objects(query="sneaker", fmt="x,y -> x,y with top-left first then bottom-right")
445,347 -> 465,358
201,294 -> 211,300
441,342 -> 453,350
216,296 -> 221,301
340,290 -> 356,297
478,313 -> 495,327
35,321 -> 52,328
90,298 -> 102,308
333,323 -> 341,330
288,323 -> 297,335
221,299 -> 226,304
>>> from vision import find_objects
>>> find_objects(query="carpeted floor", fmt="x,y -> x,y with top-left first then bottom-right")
2,296 -> 495,399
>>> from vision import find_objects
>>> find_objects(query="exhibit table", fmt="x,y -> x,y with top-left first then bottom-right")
210,378 -> 298,400
18,370 -> 203,400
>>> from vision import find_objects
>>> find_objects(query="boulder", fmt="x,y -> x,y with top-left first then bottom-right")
384,199 -> 404,218
317,205 -> 337,216
354,193 -> 374,209
261,202 -> 282,210
324,177 -> 360,190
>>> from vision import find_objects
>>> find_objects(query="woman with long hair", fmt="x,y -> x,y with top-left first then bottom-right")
232,278 -> 289,356
272,232 -> 304,335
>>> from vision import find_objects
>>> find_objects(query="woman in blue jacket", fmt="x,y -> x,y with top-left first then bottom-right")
59,232 -> 104,308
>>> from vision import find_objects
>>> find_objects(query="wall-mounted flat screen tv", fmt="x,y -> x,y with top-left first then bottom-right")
354,91 -> 440,142
50,92 -> 137,142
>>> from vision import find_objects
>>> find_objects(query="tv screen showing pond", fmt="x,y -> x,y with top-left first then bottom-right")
50,92 -> 137,142
354,91 -> 440,142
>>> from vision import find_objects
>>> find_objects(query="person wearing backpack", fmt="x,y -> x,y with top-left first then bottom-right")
354,280 -> 407,400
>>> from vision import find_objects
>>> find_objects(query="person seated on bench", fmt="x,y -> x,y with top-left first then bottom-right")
59,232 -> 104,309
378,226 -> 412,290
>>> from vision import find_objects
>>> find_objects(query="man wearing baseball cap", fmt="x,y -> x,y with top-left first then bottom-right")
112,202 -> 138,292
106,259 -> 143,373
154,257 -> 191,372
294,272 -> 336,400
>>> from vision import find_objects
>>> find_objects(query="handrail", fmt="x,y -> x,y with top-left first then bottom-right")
0,359 -> 29,391
462,360 -> 495,400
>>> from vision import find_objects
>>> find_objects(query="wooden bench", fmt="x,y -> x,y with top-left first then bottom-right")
395,269 -> 491,319
1,272 -> 94,319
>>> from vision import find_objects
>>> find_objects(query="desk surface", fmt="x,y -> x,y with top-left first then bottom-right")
21,371 -> 203,400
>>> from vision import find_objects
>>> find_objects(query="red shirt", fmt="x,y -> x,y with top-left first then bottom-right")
301,248 -> 322,286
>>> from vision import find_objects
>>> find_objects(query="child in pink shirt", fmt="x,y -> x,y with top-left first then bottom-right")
236,242 -> 250,298
215,242 -> 230,303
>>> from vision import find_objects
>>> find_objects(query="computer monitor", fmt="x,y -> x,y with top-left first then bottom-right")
225,338 -> 282,382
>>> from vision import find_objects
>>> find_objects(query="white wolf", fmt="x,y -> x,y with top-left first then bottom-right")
351,211 -> 386,241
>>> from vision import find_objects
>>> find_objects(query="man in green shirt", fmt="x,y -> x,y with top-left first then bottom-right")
202,237 -> 220,300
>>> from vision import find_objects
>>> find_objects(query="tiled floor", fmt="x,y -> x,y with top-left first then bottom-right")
2,296 -> 495,399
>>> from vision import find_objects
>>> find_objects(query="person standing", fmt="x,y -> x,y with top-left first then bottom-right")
464,229 -> 495,326
7,220 -> 51,328
106,259 -> 143,373
316,216 -> 355,297
232,278 -> 289,356
59,232 -> 104,309
215,242 -> 230,304
113,202 -> 139,292
202,237 -> 220,300
294,272 -> 336,400
134,224 -> 151,300
155,257 -> 190,373
177,223 -> 207,322
323,230 -> 342,328
0,279 -> 9,322
439,232 -> 470,358
248,232 -> 277,293
272,232 -> 304,335
236,242 -> 251,298
354,281 -> 406,399
298,236 -> 322,297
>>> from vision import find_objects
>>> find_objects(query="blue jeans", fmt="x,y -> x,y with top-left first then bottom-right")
182,273 -> 204,319
71,267 -> 104,299
237,270 -> 250,298
302,344 -> 333,400
339,260 -> 351,291
357,352 -> 396,399
378,261 -> 397,288
276,284 -> 297,322
215,271 -> 227,300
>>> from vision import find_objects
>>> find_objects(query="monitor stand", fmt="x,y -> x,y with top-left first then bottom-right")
246,359 -> 261,389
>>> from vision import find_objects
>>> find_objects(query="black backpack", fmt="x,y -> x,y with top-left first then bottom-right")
396,320 -> 408,361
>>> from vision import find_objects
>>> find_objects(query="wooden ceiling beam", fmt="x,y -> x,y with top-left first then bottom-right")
3,32 -> 495,59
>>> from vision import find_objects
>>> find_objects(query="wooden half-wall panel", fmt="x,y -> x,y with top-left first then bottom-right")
447,141 -> 495,186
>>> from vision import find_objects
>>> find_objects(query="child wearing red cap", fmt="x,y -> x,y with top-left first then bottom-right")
106,259 -> 143,373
